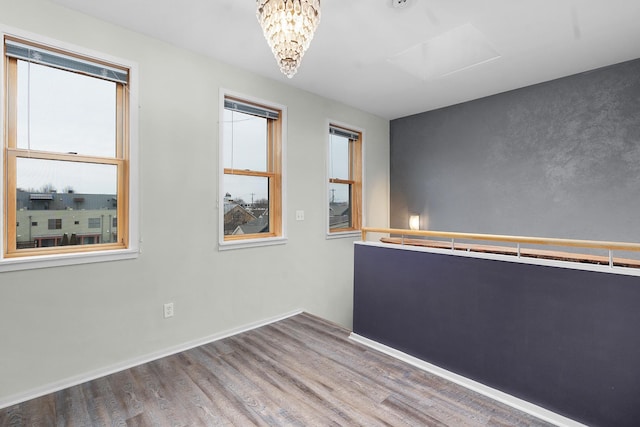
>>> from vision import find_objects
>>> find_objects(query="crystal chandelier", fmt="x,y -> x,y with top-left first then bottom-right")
257,0 -> 321,78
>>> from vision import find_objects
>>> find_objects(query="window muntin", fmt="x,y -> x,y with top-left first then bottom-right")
328,125 -> 362,233
222,96 -> 282,242
4,36 -> 130,258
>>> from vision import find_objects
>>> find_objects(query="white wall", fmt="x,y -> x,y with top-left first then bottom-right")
0,0 -> 389,403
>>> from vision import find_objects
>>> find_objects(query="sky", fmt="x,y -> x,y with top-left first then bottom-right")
16,60 -> 117,194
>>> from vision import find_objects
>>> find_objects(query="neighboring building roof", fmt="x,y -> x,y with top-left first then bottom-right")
233,216 -> 269,235
224,202 -> 239,215
17,190 -> 116,211
330,203 -> 350,217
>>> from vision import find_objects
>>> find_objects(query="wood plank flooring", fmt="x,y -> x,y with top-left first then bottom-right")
0,313 -> 554,426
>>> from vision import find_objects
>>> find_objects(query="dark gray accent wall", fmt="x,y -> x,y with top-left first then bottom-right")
390,58 -> 640,243
354,243 -> 640,427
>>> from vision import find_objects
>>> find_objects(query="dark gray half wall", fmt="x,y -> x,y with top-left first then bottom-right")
353,243 -> 640,427
390,58 -> 640,242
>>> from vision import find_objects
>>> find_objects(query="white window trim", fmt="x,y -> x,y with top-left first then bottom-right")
325,119 -> 366,239
0,26 -> 140,272
218,88 -> 287,251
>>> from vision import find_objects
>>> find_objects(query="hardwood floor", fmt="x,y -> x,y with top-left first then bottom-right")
1,313 -> 554,426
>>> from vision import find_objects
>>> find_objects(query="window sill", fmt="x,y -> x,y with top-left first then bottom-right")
218,236 -> 288,251
326,230 -> 361,240
0,248 -> 139,273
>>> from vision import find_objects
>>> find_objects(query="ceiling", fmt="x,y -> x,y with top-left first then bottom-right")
51,0 -> 640,120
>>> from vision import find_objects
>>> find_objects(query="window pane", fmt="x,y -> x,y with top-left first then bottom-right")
16,158 -> 118,249
223,108 -> 268,171
329,183 -> 352,229
223,175 -> 269,235
47,218 -> 61,230
329,134 -> 350,180
17,60 -> 117,157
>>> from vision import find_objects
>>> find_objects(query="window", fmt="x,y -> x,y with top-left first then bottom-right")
3,34 -> 135,264
47,219 -> 62,230
220,94 -> 284,246
328,124 -> 362,234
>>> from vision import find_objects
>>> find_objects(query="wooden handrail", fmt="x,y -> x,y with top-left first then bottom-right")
361,227 -> 640,252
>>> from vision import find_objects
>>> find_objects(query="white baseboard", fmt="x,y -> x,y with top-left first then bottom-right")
0,309 -> 304,410
349,333 -> 587,427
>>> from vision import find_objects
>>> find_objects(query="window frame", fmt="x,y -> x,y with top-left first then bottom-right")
0,27 -> 139,272
218,89 -> 287,250
327,121 -> 364,238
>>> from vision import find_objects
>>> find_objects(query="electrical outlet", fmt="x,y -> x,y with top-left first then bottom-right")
163,302 -> 174,318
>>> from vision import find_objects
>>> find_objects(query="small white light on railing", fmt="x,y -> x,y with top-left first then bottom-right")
409,215 -> 420,230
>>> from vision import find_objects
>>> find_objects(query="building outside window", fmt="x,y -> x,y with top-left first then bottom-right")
220,94 -> 284,245
328,124 -> 363,234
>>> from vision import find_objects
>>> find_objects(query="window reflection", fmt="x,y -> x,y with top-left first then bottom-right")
330,134 -> 350,181
223,109 -> 268,171
223,175 -> 270,236
329,183 -> 351,229
17,61 -> 116,157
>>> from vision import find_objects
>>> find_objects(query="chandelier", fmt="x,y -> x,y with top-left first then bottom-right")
256,0 -> 321,78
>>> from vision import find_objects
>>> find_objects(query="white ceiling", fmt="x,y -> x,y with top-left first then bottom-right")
51,0 -> 640,120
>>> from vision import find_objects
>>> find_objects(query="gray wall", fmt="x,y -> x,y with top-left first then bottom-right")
354,243 -> 640,427
390,58 -> 640,243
